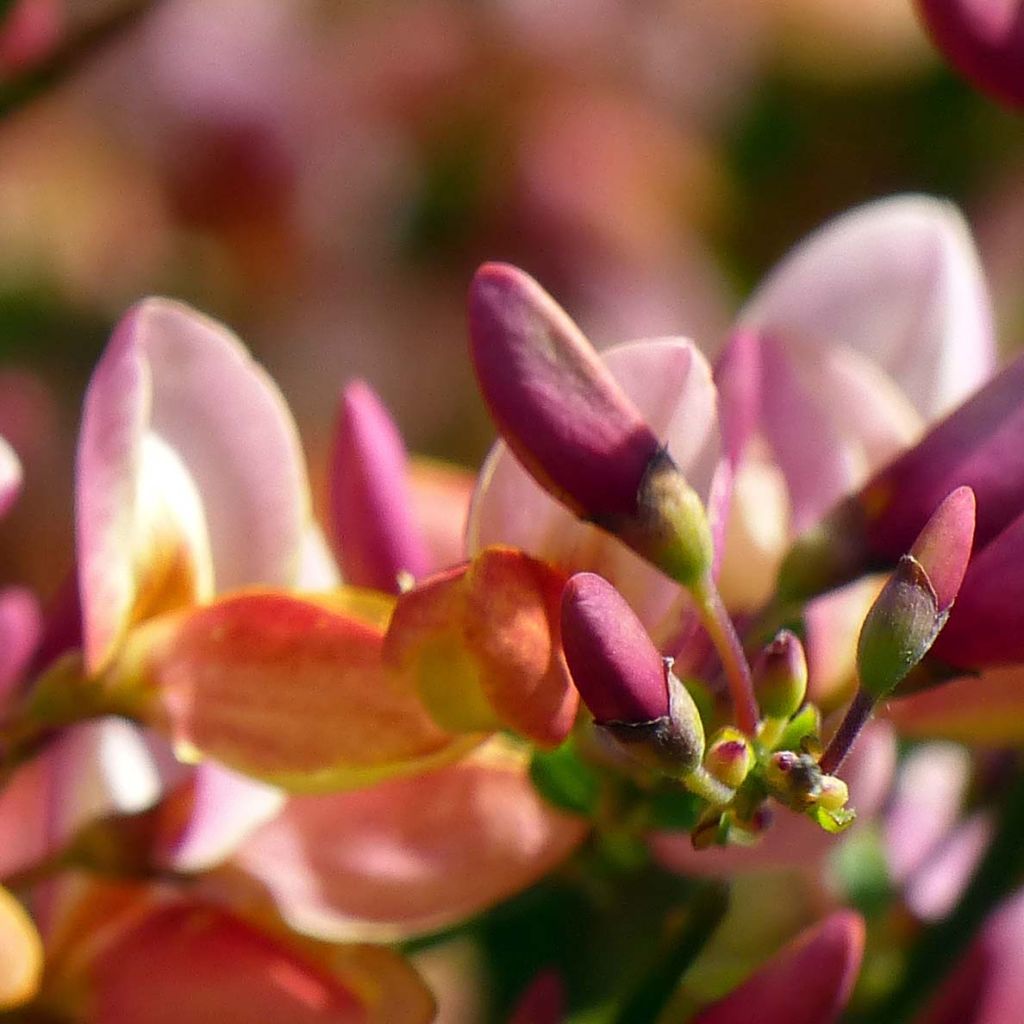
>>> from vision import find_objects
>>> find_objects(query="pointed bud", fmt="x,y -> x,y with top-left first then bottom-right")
328,380 -> 430,593
704,727 -> 755,789
560,572 -> 705,776
857,487 -> 975,699
753,630 -> 808,720
469,263 -> 713,587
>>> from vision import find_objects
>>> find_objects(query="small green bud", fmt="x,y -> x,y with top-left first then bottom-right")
753,630 -> 808,719
857,555 -> 944,699
817,775 -> 850,812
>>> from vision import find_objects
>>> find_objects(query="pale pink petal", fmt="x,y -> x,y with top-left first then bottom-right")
739,195 -> 995,422
77,299 -> 310,672
156,761 -> 285,873
297,525 -> 342,590
0,718 -> 162,880
883,743 -> 972,885
408,459 -> 475,573
0,586 -> 41,704
469,339 -> 725,641
691,911 -> 864,1024
904,812 -> 992,922
652,722 -> 896,877
234,748 -> 587,941
0,435 -> 20,519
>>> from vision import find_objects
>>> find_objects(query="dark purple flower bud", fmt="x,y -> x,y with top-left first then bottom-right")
916,0 -> 1024,110
560,572 -> 705,775
328,380 -> 430,593
469,263 -> 713,587
781,355 -> 1024,600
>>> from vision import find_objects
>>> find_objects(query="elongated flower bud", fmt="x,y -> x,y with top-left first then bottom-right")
704,727 -> 755,789
328,380 -> 430,593
780,349 -> 1022,602
469,263 -> 713,587
560,572 -> 705,775
753,630 -> 808,720
857,487 -> 975,699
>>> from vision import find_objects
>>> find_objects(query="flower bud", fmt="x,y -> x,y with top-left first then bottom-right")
765,750 -> 824,810
704,727 -> 755,789
752,629 -> 808,720
469,263 -> 713,587
328,380 -> 430,593
560,572 -> 705,776
857,487 -> 975,700
817,775 -> 850,813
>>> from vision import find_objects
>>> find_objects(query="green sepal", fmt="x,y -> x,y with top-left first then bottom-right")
811,804 -> 857,834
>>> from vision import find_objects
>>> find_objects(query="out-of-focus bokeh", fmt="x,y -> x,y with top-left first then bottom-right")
1,0 -> 1022,601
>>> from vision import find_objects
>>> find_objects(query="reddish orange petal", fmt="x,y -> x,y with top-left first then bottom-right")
386,547 -> 577,746
117,591 -> 469,791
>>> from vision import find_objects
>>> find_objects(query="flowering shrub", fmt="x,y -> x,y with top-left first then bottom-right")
0,184 -> 1023,1024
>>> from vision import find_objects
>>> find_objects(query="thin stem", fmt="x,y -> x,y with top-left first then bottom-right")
819,688 -> 875,775
692,577 -> 759,735
682,765 -> 735,806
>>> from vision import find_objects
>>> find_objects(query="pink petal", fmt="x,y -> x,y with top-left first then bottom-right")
328,381 -> 431,592
910,486 -> 976,612
0,718 -> 162,880
469,339 -> 725,643
509,971 -> 564,1024
883,743 -> 972,885
917,886 -> 1024,1024
0,435 -> 20,519
916,0 -> 1024,109
77,299 -> 310,673
691,911 -> 865,1024
0,586 -> 41,705
156,761 -> 285,873
904,812 -> 992,922
738,195 -> 995,423
408,458 -> 475,573
233,748 -> 588,941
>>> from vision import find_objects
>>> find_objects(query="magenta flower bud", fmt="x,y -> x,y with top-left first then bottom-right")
328,379 -> 430,593
704,727 -> 755,789
560,572 -> 705,775
753,630 -> 808,720
917,0 -> 1024,109
469,263 -> 713,587
857,487 -> 975,699
781,355 -> 1024,600
560,572 -> 668,724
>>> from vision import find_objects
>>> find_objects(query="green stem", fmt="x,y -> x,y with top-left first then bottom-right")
693,577 -> 759,735
613,882 -> 730,1024
682,766 -> 735,806
865,768 -> 1024,1023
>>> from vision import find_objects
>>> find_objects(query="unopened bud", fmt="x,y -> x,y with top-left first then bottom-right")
753,629 -> 808,719
765,750 -> 823,810
469,264 -> 713,587
817,775 -> 849,812
704,727 -> 755,789
561,572 -> 705,776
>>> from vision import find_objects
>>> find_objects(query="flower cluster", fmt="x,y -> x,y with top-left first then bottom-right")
2,193 -> 1024,1021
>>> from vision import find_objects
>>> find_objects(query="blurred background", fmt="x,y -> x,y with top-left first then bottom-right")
0,0 -> 1022,602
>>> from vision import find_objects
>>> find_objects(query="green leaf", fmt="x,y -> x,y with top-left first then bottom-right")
530,739 -> 601,817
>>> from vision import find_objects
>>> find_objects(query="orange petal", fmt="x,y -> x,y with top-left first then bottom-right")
117,591 -> 471,791
386,547 -> 577,746
0,885 -> 42,1010
234,743 -> 588,941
